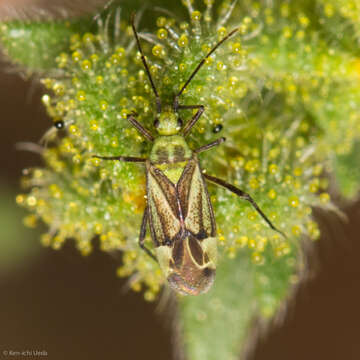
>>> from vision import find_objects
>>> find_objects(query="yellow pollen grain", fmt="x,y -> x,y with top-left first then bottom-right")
41,94 -> 51,106
157,28 -> 168,40
251,252 -> 264,265
16,194 -> 25,205
110,137 -> 119,148
94,223 -> 103,234
76,90 -> 86,101
309,180 -> 319,193
144,291 -> 156,302
99,100 -> 108,111
49,184 -> 62,199
247,211 -> 257,221
288,196 -> 299,208
236,236 -> 248,247
247,238 -> 256,249
217,26 -> 227,38
178,34 -> 189,47
110,54 -> 121,65
205,57 -> 213,66
267,189 -> 277,199
232,41 -> 242,54
26,196 -> 37,207
90,120 -> 99,131
152,44 -> 165,57
296,30 -> 305,40
23,214 -> 37,228
57,53 -> 68,68
81,59 -> 92,71
41,234 -> 52,247
324,4 -> 334,17
268,163 -> 278,175
249,177 -> 259,189
53,83 -> 65,96
216,61 -> 225,71
244,159 -> 259,172
292,225 -> 301,236
82,32 -> 94,43
116,47 -> 125,57
280,3 -> 289,17
90,54 -> 99,64
218,234 -> 225,242
156,17 -> 166,27
72,51 -> 82,62
319,192 -> 330,203
312,164 -> 323,176
228,76 -> 238,86
283,26 -> 292,39
69,125 -> 80,136
191,10 -> 201,21
298,15 -> 309,27
72,154 -> 81,164
179,63 -> 186,72
293,167 -> 302,176
100,169 -> 108,180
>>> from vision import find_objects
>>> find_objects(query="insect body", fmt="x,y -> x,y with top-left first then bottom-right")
147,115 -> 219,295
95,15 -> 286,295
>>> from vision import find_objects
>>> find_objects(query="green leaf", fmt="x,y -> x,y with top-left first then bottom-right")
334,141 -> 360,198
178,252 -> 254,360
0,18 -> 94,73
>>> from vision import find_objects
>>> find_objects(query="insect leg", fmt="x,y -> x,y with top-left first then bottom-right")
194,137 -> 226,154
178,104 -> 204,136
139,207 -> 158,262
203,173 -> 287,239
127,113 -> 154,142
92,155 -> 146,163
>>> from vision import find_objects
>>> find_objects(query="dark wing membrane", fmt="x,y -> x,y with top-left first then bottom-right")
177,157 -> 216,239
146,163 -> 181,246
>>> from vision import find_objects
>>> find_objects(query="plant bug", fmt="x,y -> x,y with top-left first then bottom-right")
94,14 -> 286,296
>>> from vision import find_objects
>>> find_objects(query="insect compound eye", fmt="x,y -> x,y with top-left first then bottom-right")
177,118 -> 183,128
154,118 -> 160,128
213,124 -> 223,133
54,120 -> 65,130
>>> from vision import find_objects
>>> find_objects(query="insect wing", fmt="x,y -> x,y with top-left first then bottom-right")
177,157 -> 216,239
146,162 -> 181,246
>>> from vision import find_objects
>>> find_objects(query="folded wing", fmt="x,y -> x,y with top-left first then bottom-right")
177,157 -> 216,239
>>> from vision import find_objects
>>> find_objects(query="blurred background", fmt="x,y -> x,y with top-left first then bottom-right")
1,1 -> 360,359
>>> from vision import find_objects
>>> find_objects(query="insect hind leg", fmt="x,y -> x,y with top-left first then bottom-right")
139,207 -> 158,262
203,173 -> 287,239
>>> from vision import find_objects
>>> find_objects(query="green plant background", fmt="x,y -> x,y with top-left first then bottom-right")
1,0 -> 359,359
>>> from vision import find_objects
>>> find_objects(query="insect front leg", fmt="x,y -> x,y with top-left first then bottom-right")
127,113 -> 154,142
203,173 -> 287,239
139,207 -> 158,262
194,137 -> 226,154
176,104 -> 205,136
92,155 -> 146,163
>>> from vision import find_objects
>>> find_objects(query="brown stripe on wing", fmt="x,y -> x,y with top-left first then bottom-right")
177,157 -> 216,239
147,163 -> 182,246
176,158 -> 196,217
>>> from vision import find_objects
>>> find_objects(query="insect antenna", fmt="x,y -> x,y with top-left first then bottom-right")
174,27 -> 239,110
131,13 -> 162,114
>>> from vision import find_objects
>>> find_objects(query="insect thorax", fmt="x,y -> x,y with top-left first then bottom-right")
150,135 -> 192,184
